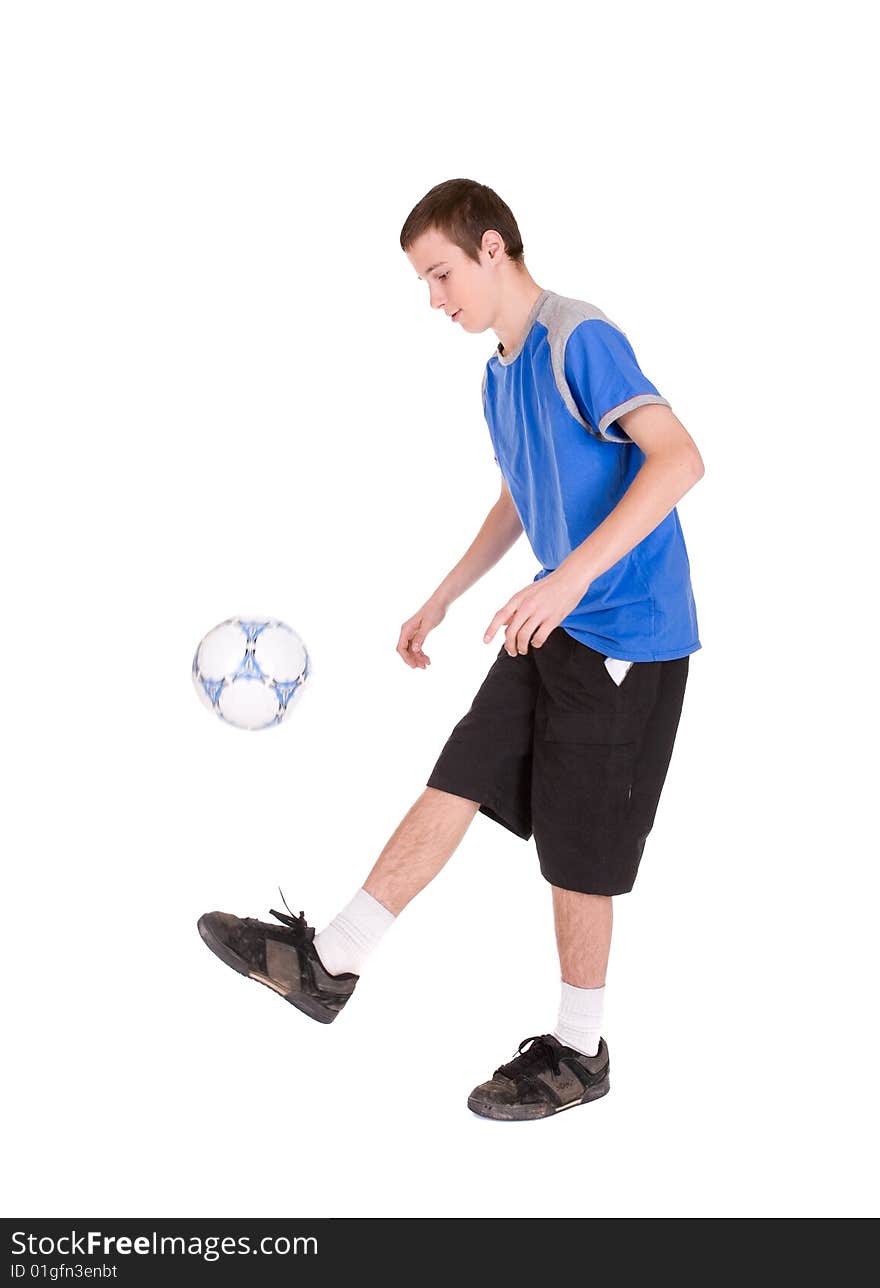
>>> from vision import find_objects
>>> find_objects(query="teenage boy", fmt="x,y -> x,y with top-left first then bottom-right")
198,178 -> 704,1121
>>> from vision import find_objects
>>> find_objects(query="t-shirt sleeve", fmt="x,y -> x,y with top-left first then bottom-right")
563,319 -> 671,443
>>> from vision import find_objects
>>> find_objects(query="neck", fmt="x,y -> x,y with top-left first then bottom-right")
495,274 -> 545,355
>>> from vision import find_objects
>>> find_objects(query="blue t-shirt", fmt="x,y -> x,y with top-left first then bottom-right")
482,288 -> 700,662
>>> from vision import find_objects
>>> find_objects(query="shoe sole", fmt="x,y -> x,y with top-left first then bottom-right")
197,915 -> 338,1024
467,1076 -> 610,1121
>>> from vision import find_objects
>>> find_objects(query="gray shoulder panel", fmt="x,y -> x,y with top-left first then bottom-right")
538,293 -> 632,443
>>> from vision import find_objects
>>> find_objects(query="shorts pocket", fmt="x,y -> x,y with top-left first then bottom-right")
602,657 -> 636,690
561,632 -> 657,708
536,709 -> 639,836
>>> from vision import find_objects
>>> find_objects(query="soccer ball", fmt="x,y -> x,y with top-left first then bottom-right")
192,617 -> 311,731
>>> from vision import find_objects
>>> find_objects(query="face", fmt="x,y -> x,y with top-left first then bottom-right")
406,227 -> 502,333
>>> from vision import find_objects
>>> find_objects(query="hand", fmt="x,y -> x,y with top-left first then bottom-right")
484,568 -> 589,656
397,597 -> 447,669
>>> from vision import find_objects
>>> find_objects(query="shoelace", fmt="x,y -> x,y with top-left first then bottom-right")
496,1035 -> 562,1082
266,887 -> 314,944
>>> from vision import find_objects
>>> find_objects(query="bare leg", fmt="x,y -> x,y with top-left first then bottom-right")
552,887 -> 613,988
363,786 -> 481,915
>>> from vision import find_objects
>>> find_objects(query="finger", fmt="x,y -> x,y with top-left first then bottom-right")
484,603 -> 513,643
501,611 -> 521,654
506,613 -> 534,656
518,618 -> 543,654
398,632 -> 419,668
410,633 -> 432,668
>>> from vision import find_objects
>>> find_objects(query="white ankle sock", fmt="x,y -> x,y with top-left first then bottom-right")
553,981 -> 605,1057
313,887 -> 396,977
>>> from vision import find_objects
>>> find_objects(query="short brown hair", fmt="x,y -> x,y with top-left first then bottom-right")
399,178 -> 525,267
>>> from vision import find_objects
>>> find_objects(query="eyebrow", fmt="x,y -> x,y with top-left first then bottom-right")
416,262 -> 448,280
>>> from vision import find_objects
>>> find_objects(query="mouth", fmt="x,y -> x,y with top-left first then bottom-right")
451,309 -> 462,322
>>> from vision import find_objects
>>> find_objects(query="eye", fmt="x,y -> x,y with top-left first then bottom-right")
437,272 -> 449,281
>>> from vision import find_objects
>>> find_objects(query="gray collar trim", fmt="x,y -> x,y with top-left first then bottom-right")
495,289 -> 552,366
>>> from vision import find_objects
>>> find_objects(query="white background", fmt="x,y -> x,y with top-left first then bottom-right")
2,0 -> 876,1219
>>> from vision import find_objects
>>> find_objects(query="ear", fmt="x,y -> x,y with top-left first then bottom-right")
481,228 -> 504,260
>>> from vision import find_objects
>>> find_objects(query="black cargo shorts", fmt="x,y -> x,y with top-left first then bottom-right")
425,626 -> 690,896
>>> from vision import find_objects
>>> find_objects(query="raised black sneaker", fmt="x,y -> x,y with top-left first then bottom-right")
467,1034 -> 610,1121
197,903 -> 358,1024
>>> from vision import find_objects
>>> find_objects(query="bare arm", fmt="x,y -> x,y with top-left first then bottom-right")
396,479 -> 524,668
430,478 -> 524,610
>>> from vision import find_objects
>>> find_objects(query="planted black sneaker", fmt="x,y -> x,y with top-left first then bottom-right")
197,903 -> 358,1024
467,1034 -> 610,1121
